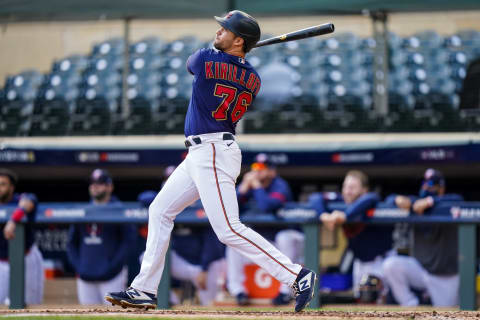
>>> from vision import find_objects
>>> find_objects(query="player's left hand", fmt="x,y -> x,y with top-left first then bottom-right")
3,220 -> 16,240
412,196 -> 434,215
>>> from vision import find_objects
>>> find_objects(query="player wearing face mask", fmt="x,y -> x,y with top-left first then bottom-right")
382,169 -> 463,307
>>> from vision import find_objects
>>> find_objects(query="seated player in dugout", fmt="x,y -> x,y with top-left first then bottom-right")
309,170 -> 394,303
227,153 -> 303,306
67,169 -> 136,305
382,168 -> 463,307
0,168 -> 43,306
137,167 -> 226,307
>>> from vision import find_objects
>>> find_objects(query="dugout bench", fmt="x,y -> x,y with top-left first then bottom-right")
1,201 -> 479,310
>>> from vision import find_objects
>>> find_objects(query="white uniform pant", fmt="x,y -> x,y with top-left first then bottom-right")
170,250 -> 225,305
353,255 -> 387,298
382,255 -> 459,306
77,267 -> 127,305
227,229 -> 304,296
0,244 -> 44,305
131,133 -> 301,295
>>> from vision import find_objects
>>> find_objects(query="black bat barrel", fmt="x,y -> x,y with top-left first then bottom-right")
254,23 -> 335,48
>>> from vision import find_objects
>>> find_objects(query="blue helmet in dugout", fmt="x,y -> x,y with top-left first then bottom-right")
419,168 -> 445,198
90,168 -> 112,185
215,10 -> 261,53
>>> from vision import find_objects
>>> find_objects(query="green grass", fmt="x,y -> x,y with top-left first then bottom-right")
0,318 -> 221,320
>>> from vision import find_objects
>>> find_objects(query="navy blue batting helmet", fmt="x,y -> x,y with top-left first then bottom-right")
214,10 -> 261,53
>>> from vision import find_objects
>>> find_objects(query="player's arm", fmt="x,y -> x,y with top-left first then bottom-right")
252,186 -> 287,212
321,193 -> 379,231
3,193 -> 37,240
413,193 -> 464,215
344,192 -> 380,221
384,193 -> 416,210
186,49 -> 205,75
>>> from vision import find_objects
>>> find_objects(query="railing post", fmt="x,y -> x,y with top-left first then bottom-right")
459,223 -> 477,310
9,223 -> 25,309
157,246 -> 170,309
303,222 -> 320,309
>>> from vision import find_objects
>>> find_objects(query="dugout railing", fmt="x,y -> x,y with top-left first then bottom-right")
1,201 -> 479,310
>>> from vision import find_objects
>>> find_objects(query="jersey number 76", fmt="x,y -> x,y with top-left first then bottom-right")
212,83 -> 253,122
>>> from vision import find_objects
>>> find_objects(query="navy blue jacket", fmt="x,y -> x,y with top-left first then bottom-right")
237,176 -> 293,240
309,192 -> 393,262
172,225 -> 225,271
67,196 -> 136,281
0,193 -> 37,260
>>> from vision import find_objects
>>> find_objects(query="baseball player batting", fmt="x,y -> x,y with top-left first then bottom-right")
105,10 -> 317,312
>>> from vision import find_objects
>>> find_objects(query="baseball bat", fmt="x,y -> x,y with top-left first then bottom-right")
254,23 -> 335,48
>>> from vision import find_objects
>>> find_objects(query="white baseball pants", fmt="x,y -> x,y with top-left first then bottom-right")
131,132 -> 302,295
0,244 -> 44,305
77,267 -> 128,305
170,250 -> 225,305
382,255 -> 459,306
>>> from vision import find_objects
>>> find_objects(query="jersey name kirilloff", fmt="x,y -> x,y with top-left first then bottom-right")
205,61 -> 261,95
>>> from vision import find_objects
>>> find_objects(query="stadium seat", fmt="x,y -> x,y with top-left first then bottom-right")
70,96 -> 112,135
29,98 -> 70,136
112,96 -> 153,135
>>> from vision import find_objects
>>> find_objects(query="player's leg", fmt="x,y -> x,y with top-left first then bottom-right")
187,142 -> 314,311
77,279 -> 102,304
24,244 -> 44,305
106,160 -> 200,307
0,261 -> 9,305
225,246 -> 250,304
382,255 -> 427,306
130,160 -> 200,294
424,273 -> 459,306
99,268 -> 128,305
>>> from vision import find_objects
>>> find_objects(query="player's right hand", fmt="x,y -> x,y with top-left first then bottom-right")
395,196 -> 412,210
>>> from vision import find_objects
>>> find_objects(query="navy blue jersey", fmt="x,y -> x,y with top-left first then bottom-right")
237,176 -> 293,212
66,196 -> 136,281
184,48 -> 261,137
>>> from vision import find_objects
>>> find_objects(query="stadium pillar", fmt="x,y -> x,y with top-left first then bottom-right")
369,11 -> 389,116
303,223 -> 320,309
9,223 -> 25,309
121,17 -> 132,119
458,224 -> 477,310
157,246 -> 171,309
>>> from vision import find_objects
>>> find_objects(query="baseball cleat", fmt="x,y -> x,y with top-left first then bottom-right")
105,287 -> 157,310
292,267 -> 318,312
235,292 -> 250,306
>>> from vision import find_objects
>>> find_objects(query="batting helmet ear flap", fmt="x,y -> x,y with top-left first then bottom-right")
214,10 -> 261,52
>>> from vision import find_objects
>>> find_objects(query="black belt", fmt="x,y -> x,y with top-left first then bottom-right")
185,133 -> 234,148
